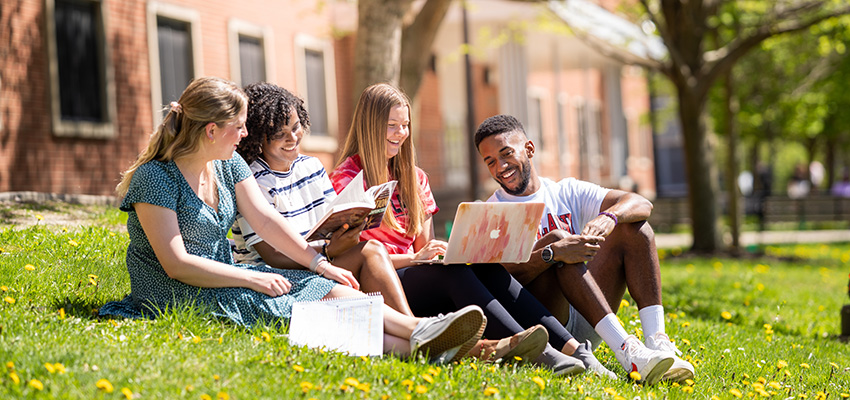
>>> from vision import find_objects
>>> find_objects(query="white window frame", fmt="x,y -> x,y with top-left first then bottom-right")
227,19 -> 275,87
45,0 -> 117,138
146,2 -> 203,128
294,34 -> 339,153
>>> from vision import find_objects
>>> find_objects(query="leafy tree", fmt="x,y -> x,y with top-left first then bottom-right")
632,0 -> 850,252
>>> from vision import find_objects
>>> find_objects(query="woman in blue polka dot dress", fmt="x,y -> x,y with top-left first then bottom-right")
99,77 -> 485,362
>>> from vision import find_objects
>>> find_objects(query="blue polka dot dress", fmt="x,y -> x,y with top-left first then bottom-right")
99,153 -> 336,327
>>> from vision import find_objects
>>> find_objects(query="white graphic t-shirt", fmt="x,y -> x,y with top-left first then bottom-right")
487,177 -> 609,238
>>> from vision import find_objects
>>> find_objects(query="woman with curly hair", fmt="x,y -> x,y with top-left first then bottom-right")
232,82 -> 413,315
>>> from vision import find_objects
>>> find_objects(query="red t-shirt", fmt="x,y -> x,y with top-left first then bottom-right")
329,155 -> 439,254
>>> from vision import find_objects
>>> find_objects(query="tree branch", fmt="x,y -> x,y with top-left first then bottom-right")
699,4 -> 850,101
400,0 -> 452,98
639,0 -> 690,80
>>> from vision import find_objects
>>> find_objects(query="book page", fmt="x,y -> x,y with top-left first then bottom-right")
289,293 -> 384,357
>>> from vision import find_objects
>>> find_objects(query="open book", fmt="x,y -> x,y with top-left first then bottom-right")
304,171 -> 396,242
288,293 -> 384,356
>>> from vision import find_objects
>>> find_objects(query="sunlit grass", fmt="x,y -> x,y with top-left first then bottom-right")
1,211 -> 849,398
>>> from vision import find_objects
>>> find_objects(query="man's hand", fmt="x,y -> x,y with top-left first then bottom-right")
581,214 -> 617,238
552,234 -> 604,264
325,221 -> 366,258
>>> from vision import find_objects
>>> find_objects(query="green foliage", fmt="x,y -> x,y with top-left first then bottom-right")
1,221 -> 850,398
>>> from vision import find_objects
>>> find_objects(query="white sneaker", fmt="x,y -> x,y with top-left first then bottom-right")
645,332 -> 695,382
614,335 -> 674,385
410,305 -> 485,363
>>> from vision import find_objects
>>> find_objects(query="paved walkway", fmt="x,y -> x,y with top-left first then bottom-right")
655,230 -> 850,249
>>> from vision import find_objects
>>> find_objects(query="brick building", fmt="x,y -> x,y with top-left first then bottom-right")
1,0 -> 661,234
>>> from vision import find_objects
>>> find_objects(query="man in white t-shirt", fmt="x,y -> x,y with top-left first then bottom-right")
474,114 -> 694,383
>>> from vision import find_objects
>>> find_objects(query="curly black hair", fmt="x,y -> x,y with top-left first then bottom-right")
473,114 -> 526,149
237,82 -> 310,165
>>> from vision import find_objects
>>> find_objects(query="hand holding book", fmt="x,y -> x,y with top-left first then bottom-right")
305,171 -> 397,242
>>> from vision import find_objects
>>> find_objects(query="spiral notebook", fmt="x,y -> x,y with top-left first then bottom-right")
288,293 -> 383,357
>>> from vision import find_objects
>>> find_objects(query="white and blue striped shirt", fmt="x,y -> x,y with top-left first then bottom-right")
231,156 -> 336,265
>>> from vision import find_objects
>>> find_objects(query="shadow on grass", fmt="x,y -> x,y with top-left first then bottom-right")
50,296 -> 108,320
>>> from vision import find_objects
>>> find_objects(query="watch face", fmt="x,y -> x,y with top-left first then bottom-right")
542,246 -> 553,263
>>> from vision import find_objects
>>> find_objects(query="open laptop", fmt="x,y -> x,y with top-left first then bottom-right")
413,202 -> 545,264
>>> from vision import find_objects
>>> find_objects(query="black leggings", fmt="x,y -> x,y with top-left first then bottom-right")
397,263 -> 574,350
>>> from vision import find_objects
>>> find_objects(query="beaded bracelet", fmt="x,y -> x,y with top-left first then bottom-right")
598,211 -> 618,225
321,242 -> 334,262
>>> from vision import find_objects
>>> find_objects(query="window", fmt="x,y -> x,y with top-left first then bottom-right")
228,19 -> 274,87
46,0 -> 116,138
147,2 -> 202,126
295,34 -> 339,152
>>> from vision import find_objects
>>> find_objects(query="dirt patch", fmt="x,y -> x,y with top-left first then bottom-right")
0,200 -> 122,230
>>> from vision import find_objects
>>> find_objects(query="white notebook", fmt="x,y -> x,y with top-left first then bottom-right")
289,293 -> 384,357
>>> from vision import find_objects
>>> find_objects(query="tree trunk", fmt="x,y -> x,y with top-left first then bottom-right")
677,86 -> 722,253
724,71 -> 741,252
353,0 -> 413,104
400,0 -> 452,100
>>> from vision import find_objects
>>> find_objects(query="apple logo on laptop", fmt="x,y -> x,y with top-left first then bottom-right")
490,229 -> 501,239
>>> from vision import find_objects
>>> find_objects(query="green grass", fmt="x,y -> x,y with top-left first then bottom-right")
1,209 -> 849,398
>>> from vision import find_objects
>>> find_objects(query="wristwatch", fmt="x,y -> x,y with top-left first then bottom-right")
541,244 -> 556,264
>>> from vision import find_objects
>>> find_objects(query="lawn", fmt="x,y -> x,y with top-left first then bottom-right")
1,203 -> 849,399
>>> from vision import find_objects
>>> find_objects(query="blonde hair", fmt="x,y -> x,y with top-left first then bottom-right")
336,83 -> 425,237
116,77 -> 247,196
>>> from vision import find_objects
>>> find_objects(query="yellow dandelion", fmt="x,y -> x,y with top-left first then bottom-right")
213,374 -> 220,380
293,365 -> 304,372
483,386 -> 499,396
24,264 -> 35,271
629,371 -> 642,381
840,394 -> 849,399
4,296 -> 15,304
69,239 -> 78,247
430,367 -> 441,376
469,362 -> 478,371
784,369 -> 791,377
29,379 -> 44,391
192,336 -> 202,344
88,274 -> 98,286
682,386 -> 694,393
830,362 -> 840,369
685,379 -> 695,386
185,384 -> 194,392
711,396 -> 721,400
777,360 -> 788,369
401,379 -> 413,388
672,382 -> 680,387
58,308 -> 65,319
416,385 -> 428,394
620,299 -> 630,309
96,378 -> 114,393
218,337 -> 223,344
800,363 -> 810,369
0,286 -> 7,291
383,379 -> 389,385
121,387 -> 133,399
6,361 -> 14,370
261,331 -> 271,342
681,321 -> 690,328
721,311 -> 732,320
9,371 -> 20,385
44,363 -> 56,373
682,338 -> 691,346
54,363 -> 65,374
532,376 -> 545,390
769,381 -> 782,390
216,391 -> 230,400
299,381 -> 314,393
799,395 -> 808,399
756,283 -> 764,291
200,395 -> 212,400
730,388 -> 743,398
421,373 -> 434,383
36,214 -> 44,221
604,387 -> 618,395
344,377 -> 360,387
356,383 -> 370,392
